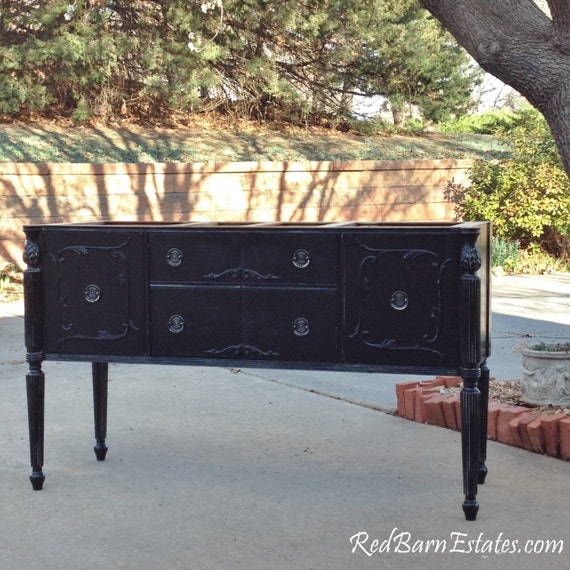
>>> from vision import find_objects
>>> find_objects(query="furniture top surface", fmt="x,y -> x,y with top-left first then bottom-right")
25,220 -> 488,232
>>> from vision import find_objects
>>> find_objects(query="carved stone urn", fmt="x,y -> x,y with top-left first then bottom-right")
520,343 -> 570,406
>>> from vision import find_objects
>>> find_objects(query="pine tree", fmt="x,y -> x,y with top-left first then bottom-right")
0,0 -> 480,124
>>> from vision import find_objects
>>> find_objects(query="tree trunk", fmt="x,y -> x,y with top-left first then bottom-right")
419,0 -> 570,178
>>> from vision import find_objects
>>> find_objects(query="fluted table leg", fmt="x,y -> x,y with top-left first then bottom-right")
478,361 -> 490,484
461,367 -> 481,521
27,357 -> 45,490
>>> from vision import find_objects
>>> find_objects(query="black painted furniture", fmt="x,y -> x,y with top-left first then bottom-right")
23,221 -> 491,520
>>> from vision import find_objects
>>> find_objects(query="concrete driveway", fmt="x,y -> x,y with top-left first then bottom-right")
1,273 -> 569,569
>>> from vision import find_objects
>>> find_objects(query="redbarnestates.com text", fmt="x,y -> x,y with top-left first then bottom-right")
350,529 -> 564,556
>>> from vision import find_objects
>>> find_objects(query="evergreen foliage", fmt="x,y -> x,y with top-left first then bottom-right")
0,0 -> 480,123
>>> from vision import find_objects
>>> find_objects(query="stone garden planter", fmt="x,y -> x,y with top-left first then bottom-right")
521,343 -> 570,406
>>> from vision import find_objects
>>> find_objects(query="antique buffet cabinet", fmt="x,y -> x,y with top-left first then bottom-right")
23,220 -> 491,520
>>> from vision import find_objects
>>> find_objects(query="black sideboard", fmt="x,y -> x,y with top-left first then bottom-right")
23,220 -> 491,520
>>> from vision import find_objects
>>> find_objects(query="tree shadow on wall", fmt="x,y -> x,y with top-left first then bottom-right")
1,126 -> 458,264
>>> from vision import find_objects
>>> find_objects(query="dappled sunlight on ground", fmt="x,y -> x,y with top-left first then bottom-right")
0,121 -> 510,163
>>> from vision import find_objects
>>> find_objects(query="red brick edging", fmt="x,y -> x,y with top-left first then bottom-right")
396,377 -> 570,460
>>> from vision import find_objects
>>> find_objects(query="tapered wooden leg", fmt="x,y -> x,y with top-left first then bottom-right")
478,361 -> 490,484
26,356 -> 45,490
460,368 -> 481,521
92,362 -> 109,461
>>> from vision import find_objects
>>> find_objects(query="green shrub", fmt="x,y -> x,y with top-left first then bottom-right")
440,109 -> 520,135
71,98 -> 91,123
445,108 -> 570,259
401,117 -> 424,134
491,237 -> 520,272
514,245 -> 570,274
349,118 -> 383,136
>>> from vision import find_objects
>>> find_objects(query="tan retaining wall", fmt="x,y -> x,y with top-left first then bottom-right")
0,159 -> 471,265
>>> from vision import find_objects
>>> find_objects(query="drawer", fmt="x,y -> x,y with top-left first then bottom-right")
241,287 -> 339,362
150,286 -> 242,358
241,232 -> 338,285
149,231 -> 240,283
150,285 -> 339,362
148,231 -> 338,285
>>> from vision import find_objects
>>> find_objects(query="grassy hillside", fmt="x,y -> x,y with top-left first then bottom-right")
0,121 -> 509,163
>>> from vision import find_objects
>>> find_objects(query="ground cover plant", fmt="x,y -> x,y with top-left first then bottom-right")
0,119 -> 509,163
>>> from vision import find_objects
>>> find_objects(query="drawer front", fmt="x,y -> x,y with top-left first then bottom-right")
241,232 -> 338,285
42,230 -> 146,356
149,231 -> 241,283
150,286 -> 242,357
148,231 -> 337,285
342,231 -> 460,368
150,286 -> 339,362
241,288 -> 339,362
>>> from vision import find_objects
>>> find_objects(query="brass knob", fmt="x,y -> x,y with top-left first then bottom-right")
168,314 -> 185,334
390,290 -> 409,311
167,248 -> 183,267
292,249 -> 310,269
293,317 -> 310,337
84,284 -> 101,303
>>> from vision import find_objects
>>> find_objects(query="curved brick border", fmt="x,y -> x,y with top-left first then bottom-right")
396,377 -> 570,460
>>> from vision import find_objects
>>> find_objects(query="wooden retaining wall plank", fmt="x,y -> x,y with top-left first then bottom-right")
1,159 -> 472,265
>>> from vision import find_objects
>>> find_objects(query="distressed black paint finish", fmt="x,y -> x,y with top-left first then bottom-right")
23,228 -> 45,491
458,231 -> 489,521
22,221 -> 491,520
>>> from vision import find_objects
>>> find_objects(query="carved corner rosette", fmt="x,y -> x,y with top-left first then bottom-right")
23,236 -> 41,269
460,240 -> 482,275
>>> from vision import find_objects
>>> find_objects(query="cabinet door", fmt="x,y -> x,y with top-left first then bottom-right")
342,231 -> 460,369
43,230 -> 146,356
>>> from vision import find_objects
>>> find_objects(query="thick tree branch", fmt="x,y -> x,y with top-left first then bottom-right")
419,0 -> 570,177
419,0 -> 568,107
546,0 -> 570,52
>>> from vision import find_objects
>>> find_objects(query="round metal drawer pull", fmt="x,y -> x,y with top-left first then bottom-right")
166,248 -> 183,267
84,284 -> 101,303
292,249 -> 310,269
390,290 -> 409,311
168,314 -> 185,334
293,317 -> 310,337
